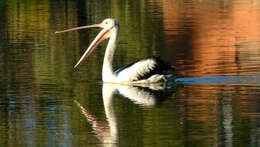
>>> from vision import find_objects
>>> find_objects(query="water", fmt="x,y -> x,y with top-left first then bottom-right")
1,0 -> 260,146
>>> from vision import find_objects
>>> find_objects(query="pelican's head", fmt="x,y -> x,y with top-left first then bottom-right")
101,18 -> 119,30
55,18 -> 119,68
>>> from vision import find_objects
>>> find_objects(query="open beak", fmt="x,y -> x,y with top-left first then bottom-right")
55,23 -> 111,68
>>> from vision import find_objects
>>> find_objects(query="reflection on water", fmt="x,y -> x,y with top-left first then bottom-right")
163,0 -> 260,77
75,83 -> 177,146
177,75 -> 260,84
1,0 -> 260,146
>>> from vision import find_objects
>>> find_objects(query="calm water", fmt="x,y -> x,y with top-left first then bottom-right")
1,0 -> 260,146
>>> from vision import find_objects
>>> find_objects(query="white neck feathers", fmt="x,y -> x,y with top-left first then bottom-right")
102,27 -> 119,82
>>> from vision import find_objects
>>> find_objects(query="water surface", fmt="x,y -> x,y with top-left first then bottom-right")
1,0 -> 260,146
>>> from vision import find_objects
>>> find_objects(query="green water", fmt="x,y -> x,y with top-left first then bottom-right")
1,0 -> 260,146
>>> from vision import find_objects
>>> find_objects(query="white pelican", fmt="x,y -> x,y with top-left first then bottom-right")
55,18 -> 175,84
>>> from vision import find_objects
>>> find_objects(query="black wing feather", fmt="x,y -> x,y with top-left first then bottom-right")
136,56 -> 175,80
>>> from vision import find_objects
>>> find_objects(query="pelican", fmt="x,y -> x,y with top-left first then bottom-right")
55,18 -> 175,84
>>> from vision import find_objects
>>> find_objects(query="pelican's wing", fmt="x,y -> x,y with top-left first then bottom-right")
116,56 -> 175,82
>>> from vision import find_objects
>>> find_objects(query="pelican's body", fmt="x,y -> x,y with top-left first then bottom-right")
56,18 -> 175,83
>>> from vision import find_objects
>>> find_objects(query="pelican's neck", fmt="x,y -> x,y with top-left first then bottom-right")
102,27 -> 119,82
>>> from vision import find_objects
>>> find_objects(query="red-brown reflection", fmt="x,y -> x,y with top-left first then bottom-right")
162,0 -> 260,145
163,0 -> 260,77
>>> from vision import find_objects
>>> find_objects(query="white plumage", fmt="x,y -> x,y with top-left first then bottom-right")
116,58 -> 157,82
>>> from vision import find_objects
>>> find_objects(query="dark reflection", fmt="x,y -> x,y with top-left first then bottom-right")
74,83 -> 177,146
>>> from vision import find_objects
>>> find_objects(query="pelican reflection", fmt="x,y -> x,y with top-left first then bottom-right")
74,83 -> 175,146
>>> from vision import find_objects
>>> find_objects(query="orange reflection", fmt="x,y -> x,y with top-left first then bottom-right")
162,0 -> 260,144
163,0 -> 260,77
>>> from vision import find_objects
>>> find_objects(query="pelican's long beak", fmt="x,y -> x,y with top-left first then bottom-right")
55,23 -> 111,68
55,24 -> 102,34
